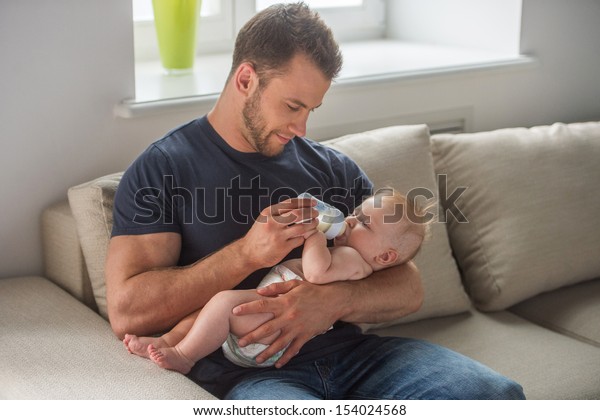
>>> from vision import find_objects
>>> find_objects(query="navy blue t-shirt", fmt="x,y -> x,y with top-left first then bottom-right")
112,116 -> 374,396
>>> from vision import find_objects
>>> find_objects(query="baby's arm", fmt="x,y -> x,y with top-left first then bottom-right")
301,231 -> 373,284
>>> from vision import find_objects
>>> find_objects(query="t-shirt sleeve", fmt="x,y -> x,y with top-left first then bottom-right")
112,145 -> 181,237
326,149 -> 374,216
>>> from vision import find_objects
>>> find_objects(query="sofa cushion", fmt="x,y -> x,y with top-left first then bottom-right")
68,173 -> 123,319
510,277 -> 600,347
374,309 -> 600,399
325,125 -> 471,327
0,276 -> 216,399
431,122 -> 600,311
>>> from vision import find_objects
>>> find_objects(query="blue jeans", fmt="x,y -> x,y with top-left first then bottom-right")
224,337 -> 525,400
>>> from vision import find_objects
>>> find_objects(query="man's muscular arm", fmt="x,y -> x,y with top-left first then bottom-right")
105,233 -> 259,339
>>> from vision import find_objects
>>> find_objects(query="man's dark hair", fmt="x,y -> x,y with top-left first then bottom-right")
229,2 -> 343,85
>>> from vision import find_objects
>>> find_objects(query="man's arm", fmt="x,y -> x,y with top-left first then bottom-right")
234,261 -> 423,367
105,198 -> 319,339
105,232 -> 257,339
333,261 -> 423,323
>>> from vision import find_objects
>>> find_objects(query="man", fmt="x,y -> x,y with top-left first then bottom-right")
106,3 -> 524,399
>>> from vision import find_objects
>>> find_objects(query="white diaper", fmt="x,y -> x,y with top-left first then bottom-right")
221,265 -> 302,368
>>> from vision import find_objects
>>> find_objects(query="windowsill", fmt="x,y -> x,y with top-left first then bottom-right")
115,39 -> 536,118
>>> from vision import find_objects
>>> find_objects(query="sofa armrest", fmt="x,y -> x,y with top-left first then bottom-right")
42,200 -> 96,311
0,276 -> 216,399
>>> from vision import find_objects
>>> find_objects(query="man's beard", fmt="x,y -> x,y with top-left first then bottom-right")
242,89 -> 280,157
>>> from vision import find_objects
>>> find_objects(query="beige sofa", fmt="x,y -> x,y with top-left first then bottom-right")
2,121 -> 599,399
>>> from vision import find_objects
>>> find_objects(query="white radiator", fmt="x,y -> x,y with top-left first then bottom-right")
313,107 -> 472,141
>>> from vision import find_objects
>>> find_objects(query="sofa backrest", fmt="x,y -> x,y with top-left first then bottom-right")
45,120 -> 600,325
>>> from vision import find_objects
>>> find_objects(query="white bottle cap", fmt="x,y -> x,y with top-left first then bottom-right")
298,192 -> 347,239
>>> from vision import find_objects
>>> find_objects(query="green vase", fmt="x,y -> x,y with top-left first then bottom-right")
152,0 -> 200,74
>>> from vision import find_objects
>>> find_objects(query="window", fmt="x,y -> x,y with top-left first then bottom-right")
123,0 -> 527,117
257,0 -> 363,8
254,1 -> 384,41
132,0 -> 384,62
133,0 -> 222,20
388,0 -> 522,55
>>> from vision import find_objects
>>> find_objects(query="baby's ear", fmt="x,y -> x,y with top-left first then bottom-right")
375,249 -> 399,266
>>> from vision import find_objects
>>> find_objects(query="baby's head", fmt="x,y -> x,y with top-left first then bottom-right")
334,189 -> 432,271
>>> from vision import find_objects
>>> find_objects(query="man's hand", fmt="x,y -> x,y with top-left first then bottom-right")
232,279 -> 339,368
239,198 -> 318,269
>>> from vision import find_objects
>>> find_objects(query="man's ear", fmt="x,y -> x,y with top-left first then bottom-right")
375,249 -> 399,266
234,62 -> 258,97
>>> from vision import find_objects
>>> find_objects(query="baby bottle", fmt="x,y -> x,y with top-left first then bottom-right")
298,192 -> 347,239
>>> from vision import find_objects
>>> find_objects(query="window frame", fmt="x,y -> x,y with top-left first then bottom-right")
247,0 -> 385,42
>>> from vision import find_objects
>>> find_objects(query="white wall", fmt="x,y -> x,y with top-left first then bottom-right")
1,0 -> 599,279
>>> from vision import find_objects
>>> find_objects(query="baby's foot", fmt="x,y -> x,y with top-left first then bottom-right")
123,334 -> 165,358
148,344 -> 195,374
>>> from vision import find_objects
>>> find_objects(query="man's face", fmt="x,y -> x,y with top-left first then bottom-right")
241,54 -> 331,157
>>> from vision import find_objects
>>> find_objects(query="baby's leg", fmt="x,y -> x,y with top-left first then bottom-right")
150,289 -> 275,374
161,309 -> 202,346
124,309 -> 201,358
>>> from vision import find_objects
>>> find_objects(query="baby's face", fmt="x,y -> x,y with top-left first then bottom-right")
334,196 -> 406,260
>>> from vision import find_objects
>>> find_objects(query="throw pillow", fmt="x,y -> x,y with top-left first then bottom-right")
68,172 -> 123,319
432,121 -> 600,310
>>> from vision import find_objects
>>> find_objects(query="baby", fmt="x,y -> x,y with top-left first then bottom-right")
123,189 -> 431,373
